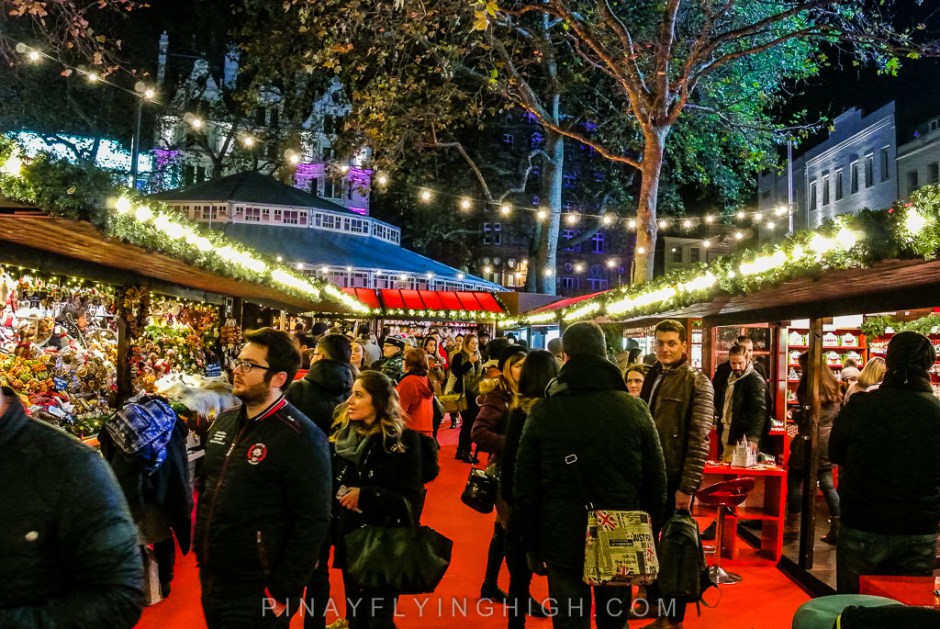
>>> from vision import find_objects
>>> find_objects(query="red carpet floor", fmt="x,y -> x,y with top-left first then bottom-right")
138,418 -> 809,628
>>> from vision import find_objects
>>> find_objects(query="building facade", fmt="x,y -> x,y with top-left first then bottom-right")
897,115 -> 940,200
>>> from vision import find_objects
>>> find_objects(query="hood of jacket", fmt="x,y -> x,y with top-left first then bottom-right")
546,354 -> 628,397
304,359 -> 355,395
400,372 -> 433,397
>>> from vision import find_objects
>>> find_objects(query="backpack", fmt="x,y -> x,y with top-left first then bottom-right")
417,432 -> 440,484
105,395 -> 178,476
657,511 -> 719,611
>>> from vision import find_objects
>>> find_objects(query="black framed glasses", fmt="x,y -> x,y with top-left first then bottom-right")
232,359 -> 273,374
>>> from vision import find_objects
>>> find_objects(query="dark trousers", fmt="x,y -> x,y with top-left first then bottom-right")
505,518 -> 535,629
836,525 -> 936,594
787,467 -> 840,517
200,572 -> 293,629
303,539 -> 333,629
646,480 -> 687,621
457,395 -> 479,454
342,570 -> 398,629
546,569 -> 631,629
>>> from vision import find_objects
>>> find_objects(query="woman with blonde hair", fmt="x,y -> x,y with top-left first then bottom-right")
843,356 -> 886,402
449,333 -> 483,461
331,371 -> 423,629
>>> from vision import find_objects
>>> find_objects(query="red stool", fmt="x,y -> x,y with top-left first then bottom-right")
696,477 -> 755,585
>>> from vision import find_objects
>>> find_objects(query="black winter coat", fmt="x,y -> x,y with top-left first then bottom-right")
332,429 -> 424,568
514,355 -> 668,573
99,417 -> 193,552
829,375 -> 940,535
287,359 -> 355,437
718,370 -> 769,447
194,397 -> 332,602
0,388 -> 144,628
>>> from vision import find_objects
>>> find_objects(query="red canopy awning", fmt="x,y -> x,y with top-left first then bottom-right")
526,291 -> 607,315
340,289 -> 507,317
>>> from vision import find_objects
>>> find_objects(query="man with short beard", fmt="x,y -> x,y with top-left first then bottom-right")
195,328 -> 331,628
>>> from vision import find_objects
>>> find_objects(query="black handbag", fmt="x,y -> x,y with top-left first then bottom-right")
343,499 -> 453,595
460,449 -> 497,514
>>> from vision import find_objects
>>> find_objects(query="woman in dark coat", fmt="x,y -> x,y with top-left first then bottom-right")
449,333 -> 483,461
786,352 -> 842,543
501,350 -> 558,628
332,371 -> 424,629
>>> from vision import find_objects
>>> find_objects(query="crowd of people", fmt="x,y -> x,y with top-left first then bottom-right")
1,318 -> 938,629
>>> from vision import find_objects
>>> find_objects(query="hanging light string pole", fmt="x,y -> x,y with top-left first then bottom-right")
131,83 -> 156,189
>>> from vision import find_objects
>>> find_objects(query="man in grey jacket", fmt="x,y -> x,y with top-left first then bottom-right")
640,319 -> 714,629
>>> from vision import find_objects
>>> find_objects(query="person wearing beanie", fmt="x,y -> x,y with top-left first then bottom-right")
514,322 -> 667,628
370,335 -> 406,383
830,331 -> 940,594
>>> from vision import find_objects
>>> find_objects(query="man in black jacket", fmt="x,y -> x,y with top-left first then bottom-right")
515,322 -> 667,629
715,343 -> 768,460
286,333 -> 354,629
0,386 -> 144,628
829,331 -> 940,594
195,328 -> 332,628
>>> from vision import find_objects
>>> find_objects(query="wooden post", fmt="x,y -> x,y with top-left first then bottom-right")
702,322 -> 716,377
115,312 -> 131,407
279,309 -> 287,332
798,316 -> 823,569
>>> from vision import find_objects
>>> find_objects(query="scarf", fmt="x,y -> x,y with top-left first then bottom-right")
721,361 -> 754,428
333,422 -> 376,466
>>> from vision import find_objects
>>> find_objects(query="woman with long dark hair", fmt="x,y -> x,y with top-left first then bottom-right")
501,350 -> 558,627
332,371 -> 423,629
786,352 -> 842,544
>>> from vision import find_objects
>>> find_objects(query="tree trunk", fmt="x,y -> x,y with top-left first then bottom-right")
533,127 -> 564,294
632,126 -> 669,284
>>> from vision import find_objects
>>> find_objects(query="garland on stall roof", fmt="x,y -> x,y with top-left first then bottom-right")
503,186 -> 940,328
860,313 -> 940,339
0,137 -> 370,314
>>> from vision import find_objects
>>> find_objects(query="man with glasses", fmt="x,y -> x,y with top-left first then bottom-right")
195,328 -> 331,628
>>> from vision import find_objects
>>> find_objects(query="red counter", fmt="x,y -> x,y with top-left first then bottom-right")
859,575 -> 940,608
697,461 -> 787,562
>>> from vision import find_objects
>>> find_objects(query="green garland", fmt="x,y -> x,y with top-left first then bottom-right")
528,187 -> 940,325
860,313 -> 940,339
0,137 -> 369,313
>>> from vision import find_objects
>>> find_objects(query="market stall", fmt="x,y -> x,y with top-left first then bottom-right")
504,187 -> 940,592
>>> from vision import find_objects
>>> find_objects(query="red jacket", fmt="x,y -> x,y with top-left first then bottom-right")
397,373 -> 435,434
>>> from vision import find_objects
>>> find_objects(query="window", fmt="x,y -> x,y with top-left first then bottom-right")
483,222 -> 492,245
254,107 -> 266,126
591,232 -> 605,254
323,180 -> 337,198
562,277 -> 578,290
283,210 -> 299,225
502,133 -> 514,145
690,248 -> 700,263
245,207 -> 261,222
307,178 -> 320,195
270,107 -> 279,127
322,147 -> 335,161
587,278 -> 608,291
346,181 -> 354,200
850,161 -> 859,193
262,208 -> 271,221
672,247 -> 683,263
908,170 -> 919,195
929,162 -> 939,185
562,230 -> 581,252
822,174 -> 830,206
809,180 -> 818,211
835,170 -> 844,201
931,119 -> 939,132
865,153 -> 874,188
880,147 -> 890,182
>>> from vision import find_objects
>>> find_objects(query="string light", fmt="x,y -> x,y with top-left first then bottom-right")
637,246 -> 646,254
574,262 -> 585,273
628,219 -> 637,229
376,173 -> 389,186
544,268 -> 554,276
602,214 -> 614,226
705,215 -> 715,224
459,197 -> 472,211
499,204 -> 512,216
736,211 -> 746,220
86,71 -> 99,82
658,219 -> 668,229
241,136 -> 255,147
775,206 -> 788,217
419,189 -> 433,203
682,219 -> 693,229
27,50 -> 41,62
566,213 -> 579,225
536,209 -> 548,221
606,259 -> 617,268
702,239 -> 711,248
734,231 -> 744,240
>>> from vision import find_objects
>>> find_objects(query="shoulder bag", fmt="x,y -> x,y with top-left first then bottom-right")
343,497 -> 453,595
460,446 -> 497,513
567,452 -> 659,587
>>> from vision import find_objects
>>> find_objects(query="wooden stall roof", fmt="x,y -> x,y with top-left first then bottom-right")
609,257 -> 940,328
0,208 -> 352,314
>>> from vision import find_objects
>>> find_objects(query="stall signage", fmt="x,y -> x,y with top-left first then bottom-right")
205,363 -> 222,377
53,376 -> 68,392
